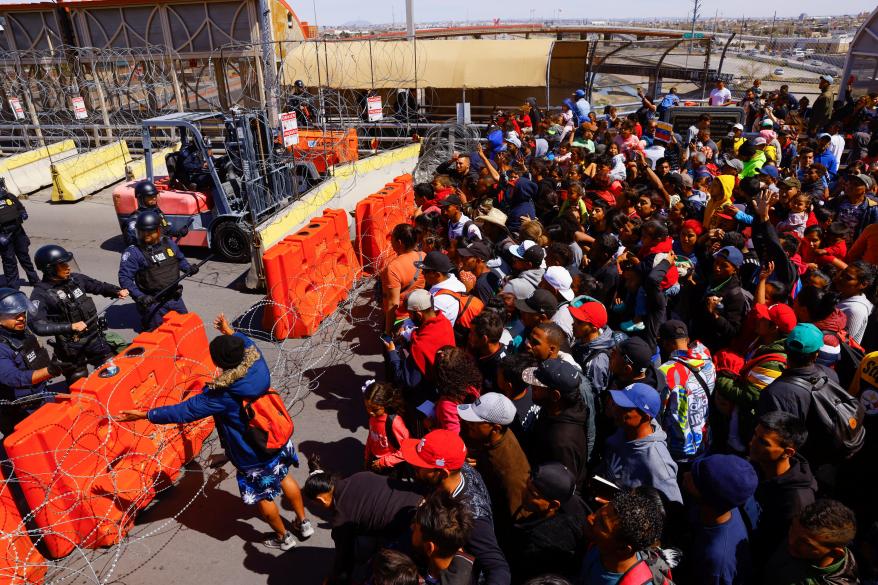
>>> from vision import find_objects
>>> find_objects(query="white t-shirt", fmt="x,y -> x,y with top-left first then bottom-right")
709,87 -> 732,106
829,133 -> 845,167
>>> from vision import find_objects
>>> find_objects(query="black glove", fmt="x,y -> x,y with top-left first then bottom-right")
185,265 -> 199,276
47,358 -> 70,377
178,226 -> 190,238
137,294 -> 156,308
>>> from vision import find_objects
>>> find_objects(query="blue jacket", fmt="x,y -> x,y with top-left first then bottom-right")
147,333 -> 275,471
118,237 -> 191,299
0,329 -> 47,401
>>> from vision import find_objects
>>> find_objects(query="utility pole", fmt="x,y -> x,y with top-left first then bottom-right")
405,0 -> 414,39
769,10 -> 777,54
685,0 -> 702,69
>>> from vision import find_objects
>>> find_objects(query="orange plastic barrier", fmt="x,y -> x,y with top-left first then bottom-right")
2,312 -> 215,560
0,469 -> 46,584
289,128 -> 358,174
355,174 -> 414,274
263,209 -> 361,339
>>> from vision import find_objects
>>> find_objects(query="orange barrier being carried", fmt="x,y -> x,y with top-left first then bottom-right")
263,209 -> 361,339
355,174 -> 414,274
1,312 -> 215,561
289,128 -> 358,174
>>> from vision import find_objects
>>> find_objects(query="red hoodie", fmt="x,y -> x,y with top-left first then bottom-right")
410,314 -> 456,375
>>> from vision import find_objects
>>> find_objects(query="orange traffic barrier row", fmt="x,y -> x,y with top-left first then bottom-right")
355,174 -> 414,274
1,312 -> 215,562
263,209 -> 361,339
288,128 -> 358,174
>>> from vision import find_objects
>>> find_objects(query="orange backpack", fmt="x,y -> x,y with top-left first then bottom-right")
239,389 -> 294,456
435,290 -> 485,332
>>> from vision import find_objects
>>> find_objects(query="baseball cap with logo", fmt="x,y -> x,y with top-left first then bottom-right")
457,393 -> 517,426
543,266 -> 574,301
400,429 -> 467,470
609,382 -> 661,419
569,301 -> 608,328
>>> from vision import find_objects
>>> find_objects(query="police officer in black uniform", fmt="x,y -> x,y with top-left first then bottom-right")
0,287 -> 62,436
119,210 -> 196,332
286,80 -> 315,128
0,185 -> 38,288
30,245 -> 129,384
179,140 -> 214,191
123,180 -> 190,246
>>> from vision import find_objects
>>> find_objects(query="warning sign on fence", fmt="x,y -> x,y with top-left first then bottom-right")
280,111 -> 299,147
8,97 -> 24,120
72,96 -> 88,120
367,95 -> 383,122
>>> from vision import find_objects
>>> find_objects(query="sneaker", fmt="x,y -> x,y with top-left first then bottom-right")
295,519 -> 314,540
264,532 -> 296,551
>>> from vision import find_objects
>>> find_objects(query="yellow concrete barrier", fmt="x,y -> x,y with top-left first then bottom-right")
51,141 -> 131,202
0,140 -> 77,196
125,143 -> 181,181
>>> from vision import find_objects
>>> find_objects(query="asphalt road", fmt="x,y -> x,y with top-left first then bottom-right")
19,184 -> 375,584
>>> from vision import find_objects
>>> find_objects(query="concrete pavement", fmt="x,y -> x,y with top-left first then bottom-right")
19,184 -> 377,584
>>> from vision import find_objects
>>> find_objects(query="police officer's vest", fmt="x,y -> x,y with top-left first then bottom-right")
135,238 -> 181,294
0,195 -> 21,226
0,330 -> 50,401
47,280 -> 99,328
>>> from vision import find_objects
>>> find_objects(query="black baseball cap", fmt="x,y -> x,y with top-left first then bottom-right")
414,250 -> 453,273
658,320 -> 689,341
617,337 -> 654,372
439,194 -> 463,207
514,289 -> 557,315
457,241 -> 493,261
531,462 -> 576,504
522,358 -> 582,397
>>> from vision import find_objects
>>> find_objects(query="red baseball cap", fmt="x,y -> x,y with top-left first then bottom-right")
569,301 -> 608,329
400,430 -> 467,470
754,303 -> 797,335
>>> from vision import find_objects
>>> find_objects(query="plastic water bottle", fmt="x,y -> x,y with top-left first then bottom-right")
101,359 -> 119,378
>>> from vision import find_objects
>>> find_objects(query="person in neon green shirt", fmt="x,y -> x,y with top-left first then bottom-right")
739,139 -> 767,178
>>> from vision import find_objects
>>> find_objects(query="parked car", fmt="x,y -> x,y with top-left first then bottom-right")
774,67 -> 785,76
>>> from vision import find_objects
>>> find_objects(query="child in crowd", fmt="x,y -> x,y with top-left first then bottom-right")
362,380 -> 410,472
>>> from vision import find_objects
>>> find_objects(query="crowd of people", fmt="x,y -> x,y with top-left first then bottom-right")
301,77 -> 878,585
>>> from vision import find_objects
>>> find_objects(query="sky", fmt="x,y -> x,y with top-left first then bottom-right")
306,0 -> 873,26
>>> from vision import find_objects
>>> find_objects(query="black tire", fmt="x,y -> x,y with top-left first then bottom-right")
211,221 -> 251,263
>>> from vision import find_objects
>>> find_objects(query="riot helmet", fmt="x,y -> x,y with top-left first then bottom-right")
34,244 -> 78,281
0,288 -> 36,328
135,210 -> 163,244
134,180 -> 159,209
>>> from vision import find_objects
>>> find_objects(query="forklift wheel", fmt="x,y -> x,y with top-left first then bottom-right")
211,221 -> 251,263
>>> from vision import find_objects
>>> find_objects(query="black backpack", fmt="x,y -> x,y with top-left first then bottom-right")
789,375 -> 865,458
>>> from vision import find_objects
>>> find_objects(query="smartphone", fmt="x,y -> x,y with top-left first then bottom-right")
590,475 -> 621,503
379,333 -> 393,344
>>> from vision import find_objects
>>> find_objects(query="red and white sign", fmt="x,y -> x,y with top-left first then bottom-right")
367,95 -> 383,122
280,111 -> 299,147
8,97 -> 24,120
71,96 -> 88,120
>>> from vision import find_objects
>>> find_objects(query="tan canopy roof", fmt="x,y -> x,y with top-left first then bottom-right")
280,38 -> 555,89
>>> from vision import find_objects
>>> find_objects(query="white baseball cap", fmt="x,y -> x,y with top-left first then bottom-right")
543,266 -> 574,301
457,393 -> 517,426
732,123 -> 744,131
